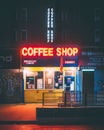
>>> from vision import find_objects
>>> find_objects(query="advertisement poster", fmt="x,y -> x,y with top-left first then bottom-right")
37,79 -> 43,89
26,77 -> 35,89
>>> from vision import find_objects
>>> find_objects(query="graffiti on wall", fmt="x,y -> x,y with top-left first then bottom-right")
0,70 -> 22,102
96,80 -> 104,91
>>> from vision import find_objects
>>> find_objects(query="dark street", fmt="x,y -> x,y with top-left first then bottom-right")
1,124 -> 104,130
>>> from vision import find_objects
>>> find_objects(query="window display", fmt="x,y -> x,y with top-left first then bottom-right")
26,71 -> 43,89
25,70 -> 75,90
45,71 -> 54,89
37,79 -> 43,89
35,72 -> 43,89
54,71 -> 63,89
26,77 -> 35,89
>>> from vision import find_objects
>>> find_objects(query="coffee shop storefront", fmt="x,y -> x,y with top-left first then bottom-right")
21,45 -> 80,103
0,46 -> 104,104
21,46 -> 104,105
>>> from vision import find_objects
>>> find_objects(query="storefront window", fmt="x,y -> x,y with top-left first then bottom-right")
26,76 -> 35,89
64,70 -> 75,92
45,71 -> 54,89
54,71 -> 63,89
26,71 -> 43,89
35,72 -> 44,89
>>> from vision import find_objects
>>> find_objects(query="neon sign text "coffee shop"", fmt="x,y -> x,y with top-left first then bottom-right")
22,47 -> 78,57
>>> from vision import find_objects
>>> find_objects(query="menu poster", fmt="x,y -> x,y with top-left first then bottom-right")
48,78 -> 52,84
37,79 -> 43,89
26,77 -> 35,89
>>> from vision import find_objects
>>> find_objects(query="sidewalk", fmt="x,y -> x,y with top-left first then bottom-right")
0,103 -> 37,121
1,103 -> 104,125
0,103 -> 57,124
1,104 -> 104,129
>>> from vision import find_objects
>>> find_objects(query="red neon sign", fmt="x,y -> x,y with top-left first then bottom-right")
56,47 -> 78,56
22,47 -> 78,57
22,47 -> 54,56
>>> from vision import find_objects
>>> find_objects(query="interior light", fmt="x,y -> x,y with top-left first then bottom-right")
82,69 -> 95,71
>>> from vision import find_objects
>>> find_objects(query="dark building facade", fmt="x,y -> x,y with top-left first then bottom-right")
16,0 -> 104,46
0,0 -> 104,46
0,0 -> 104,104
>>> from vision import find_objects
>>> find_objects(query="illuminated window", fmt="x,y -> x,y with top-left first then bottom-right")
51,30 -> 53,42
25,71 -> 44,89
45,71 -> 54,89
47,30 -> 50,43
47,7 -> 54,43
51,8 -> 53,28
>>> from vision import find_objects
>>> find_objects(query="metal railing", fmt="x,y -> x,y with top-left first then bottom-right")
42,92 -> 63,106
42,91 -> 104,107
42,91 -> 82,106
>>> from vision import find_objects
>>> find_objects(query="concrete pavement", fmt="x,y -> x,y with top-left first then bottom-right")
0,103 -> 39,122
1,103 -> 104,125
0,103 -> 57,123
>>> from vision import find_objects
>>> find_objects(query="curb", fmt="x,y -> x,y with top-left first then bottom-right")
0,121 -> 38,125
